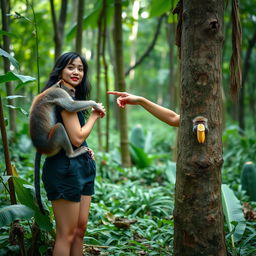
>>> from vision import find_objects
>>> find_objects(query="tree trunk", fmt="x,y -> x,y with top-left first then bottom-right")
50,0 -> 68,60
75,0 -> 84,54
102,0 -> 110,152
238,30 -> 256,134
113,0 -> 131,167
166,19 -> 177,111
173,1 -> 227,255
1,0 -> 17,135
96,6 -> 103,151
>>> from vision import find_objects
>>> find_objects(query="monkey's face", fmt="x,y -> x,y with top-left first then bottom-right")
61,57 -> 84,88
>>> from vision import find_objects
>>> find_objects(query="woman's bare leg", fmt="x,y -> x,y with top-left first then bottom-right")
70,196 -> 91,256
52,199 -> 80,256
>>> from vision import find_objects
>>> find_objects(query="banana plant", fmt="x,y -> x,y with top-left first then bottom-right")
222,184 -> 246,247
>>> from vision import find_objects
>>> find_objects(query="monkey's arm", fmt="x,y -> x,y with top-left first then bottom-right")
61,110 -> 102,147
54,97 -> 104,113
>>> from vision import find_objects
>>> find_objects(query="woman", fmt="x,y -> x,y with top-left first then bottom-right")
107,91 -> 180,127
42,52 -> 105,256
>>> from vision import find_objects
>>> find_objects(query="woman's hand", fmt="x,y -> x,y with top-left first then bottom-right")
92,103 -> 106,119
107,91 -> 142,108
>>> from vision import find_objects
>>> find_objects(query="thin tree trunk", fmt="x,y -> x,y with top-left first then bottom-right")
1,0 -> 17,135
113,0 -> 131,167
96,5 -> 103,151
128,0 -> 140,80
174,0 -> 227,255
49,0 -> 68,60
238,30 -> 256,133
0,96 -> 27,254
102,0 -> 110,152
75,0 -> 84,54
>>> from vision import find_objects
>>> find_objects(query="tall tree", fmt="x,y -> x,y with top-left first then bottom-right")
1,0 -> 17,135
49,0 -> 68,60
113,0 -> 131,167
238,30 -> 256,133
101,0 -> 110,152
96,3 -> 103,151
173,0 -> 227,255
75,0 -> 84,54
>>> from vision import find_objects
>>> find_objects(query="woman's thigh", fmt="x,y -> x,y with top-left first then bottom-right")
77,196 -> 91,229
52,199 -> 80,235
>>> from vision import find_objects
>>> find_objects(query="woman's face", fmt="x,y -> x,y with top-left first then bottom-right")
61,57 -> 84,88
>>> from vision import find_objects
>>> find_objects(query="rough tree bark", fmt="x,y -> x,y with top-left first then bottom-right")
113,0 -> 131,167
173,1 -> 227,255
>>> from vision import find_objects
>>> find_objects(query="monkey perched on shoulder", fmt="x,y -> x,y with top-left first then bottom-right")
29,82 -> 105,214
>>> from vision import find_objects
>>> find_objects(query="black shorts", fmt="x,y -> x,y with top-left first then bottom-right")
42,150 -> 96,202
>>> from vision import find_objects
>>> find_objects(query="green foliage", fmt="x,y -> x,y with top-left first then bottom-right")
222,184 -> 246,246
12,176 -> 53,232
222,125 -> 256,191
0,71 -> 36,88
149,0 -> 176,17
240,162 -> 256,201
129,124 -> 169,168
130,124 -> 147,150
66,0 -> 114,41
0,48 -> 19,69
0,0 -> 256,254
0,204 -> 34,227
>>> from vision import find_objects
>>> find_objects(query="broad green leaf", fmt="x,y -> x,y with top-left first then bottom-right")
129,143 -> 152,168
4,104 -> 28,116
0,204 -> 34,227
1,175 -> 11,184
0,48 -> 19,70
13,177 -> 53,232
165,161 -> 176,184
0,71 -> 36,85
4,95 -> 25,100
149,0 -> 173,17
222,184 -> 246,246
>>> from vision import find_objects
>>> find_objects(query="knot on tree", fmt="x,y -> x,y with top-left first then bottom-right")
205,18 -> 220,34
196,73 -> 208,86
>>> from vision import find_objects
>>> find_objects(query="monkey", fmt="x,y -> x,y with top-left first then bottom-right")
29,83 -> 105,214
192,116 -> 209,144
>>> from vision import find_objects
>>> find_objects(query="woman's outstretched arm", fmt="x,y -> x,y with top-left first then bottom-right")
107,91 -> 180,127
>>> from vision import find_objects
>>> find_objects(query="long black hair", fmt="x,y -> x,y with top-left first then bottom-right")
43,52 -> 91,100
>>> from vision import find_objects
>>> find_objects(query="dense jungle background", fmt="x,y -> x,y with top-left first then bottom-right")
0,0 -> 256,255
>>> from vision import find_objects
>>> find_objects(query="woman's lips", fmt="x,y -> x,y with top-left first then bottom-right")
71,77 -> 79,81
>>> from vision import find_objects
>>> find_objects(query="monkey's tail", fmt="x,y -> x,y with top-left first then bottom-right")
34,151 -> 45,214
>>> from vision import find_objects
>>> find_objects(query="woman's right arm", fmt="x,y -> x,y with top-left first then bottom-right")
61,105 -> 105,147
